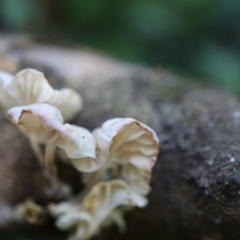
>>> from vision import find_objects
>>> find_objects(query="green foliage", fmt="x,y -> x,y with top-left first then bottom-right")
0,0 -> 45,32
1,0 -> 240,94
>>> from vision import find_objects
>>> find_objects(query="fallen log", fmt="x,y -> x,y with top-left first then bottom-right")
0,34 -> 240,240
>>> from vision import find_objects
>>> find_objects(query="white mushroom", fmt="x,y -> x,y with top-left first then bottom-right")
47,88 -> 82,121
102,206 -> 132,233
54,124 -> 102,172
15,198 -> 45,225
7,103 -> 64,144
89,118 -> 159,197
0,68 -> 82,121
7,103 -> 99,173
49,179 -> 140,240
0,71 -> 15,109
7,103 -> 63,171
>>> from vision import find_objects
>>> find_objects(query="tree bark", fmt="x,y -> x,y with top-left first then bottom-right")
1,34 -> 240,240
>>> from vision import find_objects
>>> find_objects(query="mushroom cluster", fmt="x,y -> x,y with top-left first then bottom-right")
50,179 -> 143,240
0,69 -> 82,121
0,68 -> 159,240
7,103 -> 98,175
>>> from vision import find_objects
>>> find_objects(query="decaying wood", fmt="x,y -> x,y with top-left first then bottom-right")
1,34 -> 240,240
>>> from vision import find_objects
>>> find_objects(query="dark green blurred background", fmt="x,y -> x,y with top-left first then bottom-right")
1,0 -> 240,93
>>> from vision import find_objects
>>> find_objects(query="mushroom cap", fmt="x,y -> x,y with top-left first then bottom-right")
50,179 -> 137,240
0,69 -> 82,121
0,71 -> 15,109
55,124 -> 100,172
0,71 -> 13,88
7,103 -> 64,143
7,103 -> 98,172
47,88 -> 82,121
93,118 -> 159,195
49,202 -> 91,231
15,199 -> 45,225
102,206 -> 133,233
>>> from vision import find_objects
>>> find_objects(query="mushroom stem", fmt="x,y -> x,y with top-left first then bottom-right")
45,142 -> 56,175
30,140 -> 49,177
78,163 -> 109,201
87,168 -> 104,188
29,140 -> 46,174
45,142 -> 59,192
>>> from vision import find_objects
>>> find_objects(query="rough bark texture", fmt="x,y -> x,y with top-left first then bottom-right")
1,34 -> 240,240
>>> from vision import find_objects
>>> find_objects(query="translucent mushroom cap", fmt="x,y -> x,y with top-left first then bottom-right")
50,179 -> 137,240
93,118 -> 159,195
0,71 -> 15,109
0,68 -> 82,121
7,103 -> 64,143
55,124 -> 101,172
7,103 -> 99,172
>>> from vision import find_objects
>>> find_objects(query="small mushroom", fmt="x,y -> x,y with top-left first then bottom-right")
49,179 -> 139,240
15,198 -> 46,225
89,118 -> 159,198
0,68 -> 82,121
7,103 -> 63,171
7,103 -> 99,173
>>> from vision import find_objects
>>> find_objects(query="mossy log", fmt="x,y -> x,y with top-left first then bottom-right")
1,34 -> 240,240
